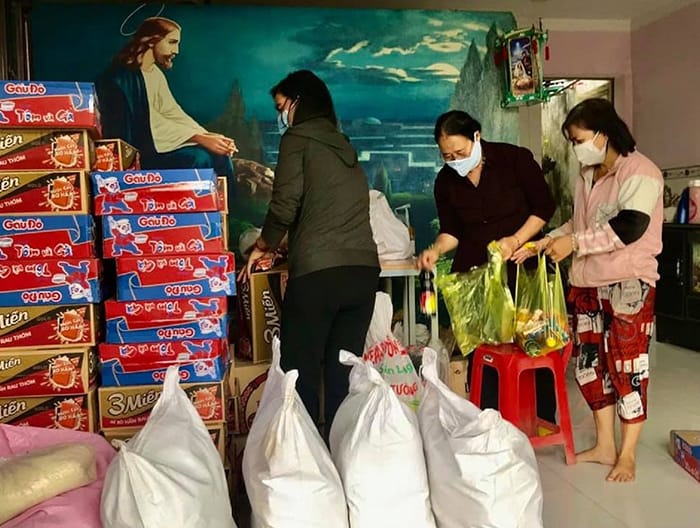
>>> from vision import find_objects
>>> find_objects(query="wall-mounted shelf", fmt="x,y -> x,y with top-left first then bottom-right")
663,165 -> 700,180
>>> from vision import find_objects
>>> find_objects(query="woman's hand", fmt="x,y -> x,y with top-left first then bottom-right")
495,236 -> 520,260
417,245 -> 440,271
512,237 -> 551,264
238,246 -> 267,283
544,235 -> 573,263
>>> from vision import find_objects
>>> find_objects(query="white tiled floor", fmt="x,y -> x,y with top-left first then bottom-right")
538,341 -> 700,528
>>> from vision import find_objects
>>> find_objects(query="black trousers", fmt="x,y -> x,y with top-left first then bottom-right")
467,360 -> 557,423
279,265 -> 379,429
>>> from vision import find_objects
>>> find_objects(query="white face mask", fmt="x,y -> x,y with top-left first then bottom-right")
277,109 -> 290,135
446,138 -> 482,177
573,132 -> 607,166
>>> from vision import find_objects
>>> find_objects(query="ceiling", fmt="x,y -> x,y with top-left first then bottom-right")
40,0 -> 699,29
199,0 -> 697,27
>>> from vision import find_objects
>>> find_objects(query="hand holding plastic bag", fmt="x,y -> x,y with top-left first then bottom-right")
436,241 -> 515,355
515,250 -> 570,357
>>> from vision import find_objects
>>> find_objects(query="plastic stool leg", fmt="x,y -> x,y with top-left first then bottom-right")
553,360 -> 576,465
469,356 -> 483,409
517,368 -> 538,437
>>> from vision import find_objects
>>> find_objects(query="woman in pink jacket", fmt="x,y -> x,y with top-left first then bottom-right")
514,98 -> 663,483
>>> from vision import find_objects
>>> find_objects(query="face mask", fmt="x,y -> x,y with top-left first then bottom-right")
446,138 -> 482,177
277,109 -> 289,135
573,132 -> 607,166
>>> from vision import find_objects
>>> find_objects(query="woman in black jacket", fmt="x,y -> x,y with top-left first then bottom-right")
240,70 -> 379,428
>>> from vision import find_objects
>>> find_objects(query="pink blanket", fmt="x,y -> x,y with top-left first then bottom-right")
0,425 -> 116,528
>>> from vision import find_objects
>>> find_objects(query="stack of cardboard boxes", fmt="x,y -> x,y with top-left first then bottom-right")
0,80 -> 104,432
93,167 -> 234,461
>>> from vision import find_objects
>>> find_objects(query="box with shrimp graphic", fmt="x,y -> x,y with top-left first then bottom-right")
99,338 -> 228,387
0,215 -> 95,259
0,388 -> 97,432
0,129 -> 94,170
91,168 -> 220,215
0,304 -> 98,350
93,139 -> 140,172
0,258 -> 102,306
115,253 -> 235,301
104,297 -> 228,343
0,81 -> 100,133
98,379 -> 227,430
101,212 -> 223,258
0,347 -> 97,397
0,170 -> 91,214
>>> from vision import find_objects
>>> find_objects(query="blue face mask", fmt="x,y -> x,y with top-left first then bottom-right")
446,138 -> 482,177
277,109 -> 290,135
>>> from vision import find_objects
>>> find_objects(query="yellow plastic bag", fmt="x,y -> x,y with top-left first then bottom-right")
514,251 -> 570,357
435,242 -> 515,356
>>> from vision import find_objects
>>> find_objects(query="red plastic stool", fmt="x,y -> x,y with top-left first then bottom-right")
469,341 -> 576,465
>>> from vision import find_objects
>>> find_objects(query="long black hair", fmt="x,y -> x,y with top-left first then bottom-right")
270,70 -> 338,127
562,98 -> 636,155
433,110 -> 481,143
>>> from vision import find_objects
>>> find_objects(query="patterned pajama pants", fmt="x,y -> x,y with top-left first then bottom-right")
568,280 -> 656,424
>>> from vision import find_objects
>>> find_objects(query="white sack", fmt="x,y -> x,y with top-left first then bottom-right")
243,337 -> 348,528
418,348 -> 544,528
369,190 -> 411,260
101,366 -> 235,528
0,443 -> 97,525
363,292 -> 423,411
330,350 -> 436,528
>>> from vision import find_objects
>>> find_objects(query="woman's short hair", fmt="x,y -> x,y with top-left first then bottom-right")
270,70 -> 338,127
562,98 -> 636,155
433,110 -> 482,143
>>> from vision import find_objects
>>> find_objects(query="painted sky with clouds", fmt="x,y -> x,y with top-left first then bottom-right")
31,3 -> 514,123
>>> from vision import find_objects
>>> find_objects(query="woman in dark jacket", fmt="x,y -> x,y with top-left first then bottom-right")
241,70 -> 379,428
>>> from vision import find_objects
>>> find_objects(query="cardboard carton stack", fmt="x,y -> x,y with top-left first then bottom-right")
0,80 -> 103,432
93,167 -> 233,460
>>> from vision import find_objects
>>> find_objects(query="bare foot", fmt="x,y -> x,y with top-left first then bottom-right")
575,444 -> 617,465
606,455 -> 636,482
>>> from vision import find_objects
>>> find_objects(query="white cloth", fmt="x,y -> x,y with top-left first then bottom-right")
141,66 -> 206,153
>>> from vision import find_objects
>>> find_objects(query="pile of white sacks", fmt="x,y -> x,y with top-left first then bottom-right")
242,330 -> 544,528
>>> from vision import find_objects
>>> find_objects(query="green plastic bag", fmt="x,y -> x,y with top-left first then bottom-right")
435,241 -> 515,356
514,252 -> 570,357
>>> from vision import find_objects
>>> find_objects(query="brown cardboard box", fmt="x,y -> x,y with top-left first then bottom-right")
448,357 -> 469,399
102,423 -> 227,463
0,129 -> 94,170
0,346 -> 96,397
93,139 -> 140,172
0,304 -> 98,351
0,387 -> 97,432
228,360 -> 269,434
0,170 -> 91,214
98,379 -> 227,430
227,433 -> 248,498
236,265 -> 288,364
217,176 -> 228,213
